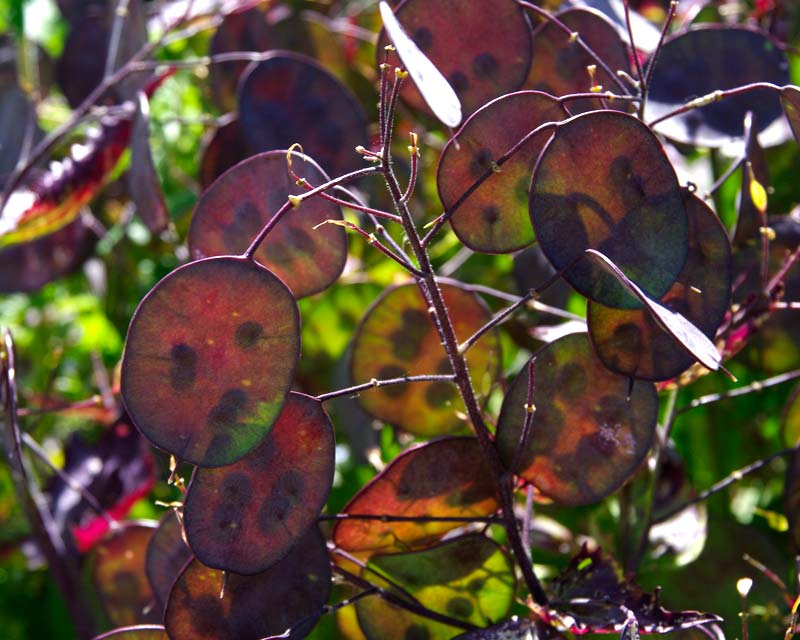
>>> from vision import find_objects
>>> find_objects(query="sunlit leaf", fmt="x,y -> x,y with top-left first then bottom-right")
238,52 -> 369,177
587,191 -> 731,381
198,117 -> 251,190
183,393 -> 334,574
525,7 -> 630,114
437,91 -> 567,252
91,522 -> 160,627
356,535 -> 515,640
376,0 -> 532,120
529,110 -> 688,309
333,437 -> 499,555
584,249 -> 723,373
164,526 -> 331,640
496,332 -> 657,506
189,150 -> 347,299
121,256 -> 300,467
351,281 -> 500,436
145,510 -> 191,612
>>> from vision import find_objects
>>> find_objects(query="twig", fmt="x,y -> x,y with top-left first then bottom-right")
509,360 -> 536,477
319,513 -> 499,523
647,82 -> 784,128
622,0 -> 645,117
21,432 -> 117,529
380,91 -> 549,606
654,445 -> 800,523
316,374 -> 456,403
643,0 -> 679,91
516,0 -> 631,95
92,625 -> 165,640
677,369 -> 800,414
332,565 -> 478,631
1,330 -> 97,639
628,386 -> 679,572
105,0 -> 132,79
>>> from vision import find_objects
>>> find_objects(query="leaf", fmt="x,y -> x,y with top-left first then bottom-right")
332,437 -> 499,555
121,256 -> 300,467
529,110 -> 688,309
645,26 -> 790,147
350,281 -> 500,436
165,526 -> 331,640
496,332 -> 657,506
129,92 -> 169,234
378,1 -> 461,128
525,7 -> 631,114
587,190 -> 732,381
238,51 -> 369,177
91,522 -> 160,627
437,91 -> 567,253
145,510 -> 191,612
189,149 -> 347,299
356,535 -> 515,640
376,0 -> 531,121
584,249 -> 723,373
0,112 -> 131,248
182,393 -> 334,574
546,546 -> 722,633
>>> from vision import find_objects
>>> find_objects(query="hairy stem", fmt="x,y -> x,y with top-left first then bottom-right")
380,88 -> 548,604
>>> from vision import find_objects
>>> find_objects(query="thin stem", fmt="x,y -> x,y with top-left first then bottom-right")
332,565 -> 477,631
380,113 -> 548,605
643,0 -> 678,91
242,166 -> 379,259
655,445 -> 800,523
647,82 -> 784,128
318,218 -> 424,276
316,190 -> 401,223
316,374 -> 456,403
2,330 -> 97,639
558,91 -> 639,105
628,386 -> 679,573
400,138 -> 419,205
516,0 -> 631,95
104,0 -> 132,78
421,120 -> 559,246
92,626 -> 166,640
677,369 -> 800,414
622,0 -> 645,118
332,185 -> 410,260
459,283 -> 585,322
259,589 -> 379,640
22,432 -> 117,529
320,513 -> 499,523
458,261 -> 576,355
703,156 -> 743,201
509,360 -> 536,477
